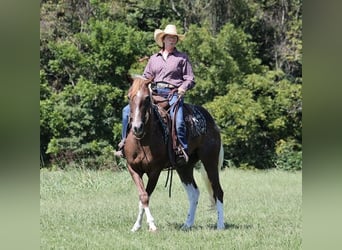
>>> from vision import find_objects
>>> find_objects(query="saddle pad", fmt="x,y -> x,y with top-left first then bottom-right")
184,105 -> 207,137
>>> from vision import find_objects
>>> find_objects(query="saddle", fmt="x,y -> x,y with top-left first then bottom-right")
151,94 -> 207,168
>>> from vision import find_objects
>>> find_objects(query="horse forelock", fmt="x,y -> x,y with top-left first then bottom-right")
128,77 -> 151,99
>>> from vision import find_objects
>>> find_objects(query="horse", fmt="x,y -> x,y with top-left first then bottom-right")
123,76 -> 225,232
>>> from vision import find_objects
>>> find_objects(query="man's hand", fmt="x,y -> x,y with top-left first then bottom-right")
178,87 -> 186,97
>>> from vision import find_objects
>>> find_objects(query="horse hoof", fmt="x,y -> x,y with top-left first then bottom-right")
149,226 -> 157,232
180,224 -> 192,231
131,225 -> 141,232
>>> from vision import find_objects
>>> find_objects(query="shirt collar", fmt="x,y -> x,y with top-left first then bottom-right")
157,48 -> 179,56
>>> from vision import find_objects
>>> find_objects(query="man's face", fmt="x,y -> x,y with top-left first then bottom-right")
163,35 -> 178,47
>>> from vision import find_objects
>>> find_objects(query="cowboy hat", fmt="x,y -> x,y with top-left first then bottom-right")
154,24 -> 185,47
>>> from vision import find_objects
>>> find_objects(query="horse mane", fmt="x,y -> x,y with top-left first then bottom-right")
128,76 -> 152,99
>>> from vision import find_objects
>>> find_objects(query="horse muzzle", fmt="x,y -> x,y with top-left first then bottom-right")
132,121 -> 145,138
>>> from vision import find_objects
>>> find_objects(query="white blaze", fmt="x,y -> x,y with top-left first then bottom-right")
132,90 -> 142,127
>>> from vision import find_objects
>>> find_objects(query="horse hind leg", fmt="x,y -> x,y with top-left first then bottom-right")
176,165 -> 200,230
200,143 -> 225,230
181,181 -> 200,230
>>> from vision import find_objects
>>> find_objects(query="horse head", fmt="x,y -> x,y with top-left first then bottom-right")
128,76 -> 154,139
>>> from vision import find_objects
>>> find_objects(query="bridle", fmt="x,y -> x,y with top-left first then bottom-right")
129,83 -> 154,140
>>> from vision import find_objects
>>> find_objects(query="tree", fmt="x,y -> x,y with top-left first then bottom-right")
229,0 -> 302,77
179,23 -> 264,105
205,70 -> 301,169
40,0 -> 302,169
42,78 -> 122,168
40,20 -> 152,167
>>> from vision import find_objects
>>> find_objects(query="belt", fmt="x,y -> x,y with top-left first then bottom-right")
155,82 -> 176,89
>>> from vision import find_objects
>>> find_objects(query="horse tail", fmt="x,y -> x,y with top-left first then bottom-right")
200,143 -> 224,210
218,143 -> 224,171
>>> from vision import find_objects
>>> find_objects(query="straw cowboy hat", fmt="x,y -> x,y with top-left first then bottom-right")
154,24 -> 185,47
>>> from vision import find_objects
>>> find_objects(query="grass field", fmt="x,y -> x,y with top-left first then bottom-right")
40,167 -> 302,249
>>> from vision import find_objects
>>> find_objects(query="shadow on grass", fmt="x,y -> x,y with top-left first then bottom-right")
167,222 -> 253,231
209,223 -> 253,230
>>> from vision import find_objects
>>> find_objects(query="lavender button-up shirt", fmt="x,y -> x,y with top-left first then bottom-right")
143,48 -> 195,90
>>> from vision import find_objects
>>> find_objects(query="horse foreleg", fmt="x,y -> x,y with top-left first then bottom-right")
181,183 -> 200,230
131,201 -> 144,232
131,199 -> 157,232
144,173 -> 161,232
128,165 -> 157,232
143,205 -> 157,232
131,200 -> 157,232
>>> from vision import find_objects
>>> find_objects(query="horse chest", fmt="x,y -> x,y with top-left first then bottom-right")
126,145 -> 167,171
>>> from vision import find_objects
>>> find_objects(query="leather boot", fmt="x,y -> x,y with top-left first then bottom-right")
175,147 -> 189,166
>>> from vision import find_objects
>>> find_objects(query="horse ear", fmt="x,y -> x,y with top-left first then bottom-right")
126,74 -> 134,85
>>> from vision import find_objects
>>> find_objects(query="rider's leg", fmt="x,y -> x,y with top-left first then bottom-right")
169,95 -> 189,163
121,104 -> 130,141
115,104 -> 130,157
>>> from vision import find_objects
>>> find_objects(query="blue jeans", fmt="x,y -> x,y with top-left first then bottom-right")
156,88 -> 188,151
121,104 -> 130,140
121,89 -> 188,151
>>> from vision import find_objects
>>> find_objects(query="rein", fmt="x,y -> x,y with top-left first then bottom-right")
164,167 -> 174,198
148,83 -> 178,198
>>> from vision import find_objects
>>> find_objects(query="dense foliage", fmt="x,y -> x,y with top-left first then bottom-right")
40,0 -> 302,170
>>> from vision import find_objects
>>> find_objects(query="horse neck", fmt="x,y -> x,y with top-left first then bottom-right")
145,105 -> 161,138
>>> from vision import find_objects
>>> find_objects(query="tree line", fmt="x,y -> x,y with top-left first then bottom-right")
40,0 -> 302,170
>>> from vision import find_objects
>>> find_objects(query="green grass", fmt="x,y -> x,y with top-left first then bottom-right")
40,168 -> 302,249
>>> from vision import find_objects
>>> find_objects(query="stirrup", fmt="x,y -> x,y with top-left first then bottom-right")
114,150 -> 124,157
114,139 -> 126,158
118,139 -> 125,149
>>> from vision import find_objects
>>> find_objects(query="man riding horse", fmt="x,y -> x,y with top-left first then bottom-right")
115,24 -> 194,165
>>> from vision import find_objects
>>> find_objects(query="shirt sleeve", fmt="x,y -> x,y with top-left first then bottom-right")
143,57 -> 154,80
181,55 -> 195,90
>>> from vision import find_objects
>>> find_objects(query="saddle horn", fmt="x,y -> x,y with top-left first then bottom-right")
143,77 -> 154,86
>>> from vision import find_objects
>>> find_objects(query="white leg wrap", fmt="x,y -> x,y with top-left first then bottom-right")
182,183 -> 200,229
131,201 -> 144,232
144,206 -> 157,231
216,199 -> 225,230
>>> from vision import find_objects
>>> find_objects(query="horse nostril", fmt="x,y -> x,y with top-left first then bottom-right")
133,122 -> 144,136
138,124 -> 144,132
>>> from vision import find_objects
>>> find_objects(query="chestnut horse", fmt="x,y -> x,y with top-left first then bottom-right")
124,76 -> 225,231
